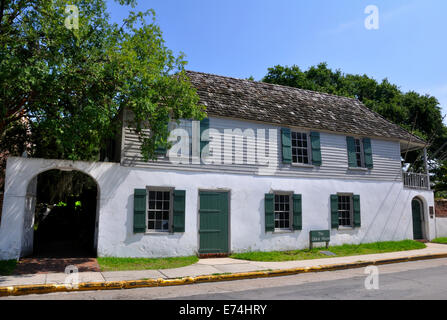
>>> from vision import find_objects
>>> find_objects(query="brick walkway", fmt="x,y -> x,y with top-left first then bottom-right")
13,258 -> 100,275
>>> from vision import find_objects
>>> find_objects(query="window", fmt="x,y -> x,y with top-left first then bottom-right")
354,138 -> 365,167
274,194 -> 291,230
291,132 -> 310,164
147,188 -> 173,232
338,194 -> 353,227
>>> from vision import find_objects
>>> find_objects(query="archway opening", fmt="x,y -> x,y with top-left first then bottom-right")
31,169 -> 98,258
411,197 -> 425,240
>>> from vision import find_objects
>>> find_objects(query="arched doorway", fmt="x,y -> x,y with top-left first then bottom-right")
25,169 -> 99,258
412,197 -> 425,240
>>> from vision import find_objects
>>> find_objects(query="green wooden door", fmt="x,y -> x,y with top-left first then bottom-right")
412,199 -> 423,240
199,191 -> 229,254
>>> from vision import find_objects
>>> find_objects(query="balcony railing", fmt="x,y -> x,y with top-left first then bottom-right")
402,172 -> 430,190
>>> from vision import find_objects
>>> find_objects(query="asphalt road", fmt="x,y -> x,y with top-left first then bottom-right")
2,258 -> 447,300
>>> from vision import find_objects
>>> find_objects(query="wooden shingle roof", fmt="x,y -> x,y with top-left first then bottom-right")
186,70 -> 426,150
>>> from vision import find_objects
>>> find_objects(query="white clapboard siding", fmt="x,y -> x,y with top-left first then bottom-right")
121,113 -> 403,181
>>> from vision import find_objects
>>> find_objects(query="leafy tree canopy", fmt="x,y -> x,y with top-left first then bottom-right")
263,63 -> 447,194
0,0 -> 205,165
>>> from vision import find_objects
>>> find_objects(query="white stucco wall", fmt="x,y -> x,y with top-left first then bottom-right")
0,157 -> 436,260
435,218 -> 447,238
0,157 -> 118,260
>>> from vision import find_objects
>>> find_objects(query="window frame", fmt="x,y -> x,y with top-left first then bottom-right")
337,193 -> 354,228
352,137 -> 366,168
145,186 -> 175,233
291,130 -> 312,166
273,191 -> 293,232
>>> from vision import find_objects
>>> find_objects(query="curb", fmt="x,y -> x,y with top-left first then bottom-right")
2,252 -> 447,297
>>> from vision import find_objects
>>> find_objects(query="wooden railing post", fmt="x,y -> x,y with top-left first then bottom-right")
424,148 -> 430,190
402,171 -> 431,190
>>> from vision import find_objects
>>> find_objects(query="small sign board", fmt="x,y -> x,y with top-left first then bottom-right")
309,230 -> 330,250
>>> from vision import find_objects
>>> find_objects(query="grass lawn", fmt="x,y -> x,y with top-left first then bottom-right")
0,260 -> 17,276
230,240 -> 426,262
97,255 -> 199,272
431,237 -> 447,244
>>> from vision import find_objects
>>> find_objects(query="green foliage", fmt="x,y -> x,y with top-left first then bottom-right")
435,191 -> 447,199
0,0 -> 205,165
230,240 -> 426,262
433,161 -> 447,195
34,169 -> 97,204
263,63 -> 447,191
55,201 -> 67,207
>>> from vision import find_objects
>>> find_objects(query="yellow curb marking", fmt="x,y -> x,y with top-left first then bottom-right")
1,252 -> 447,297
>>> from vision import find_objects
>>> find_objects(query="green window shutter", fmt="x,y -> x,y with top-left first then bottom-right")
346,136 -> 357,168
310,132 -> 322,166
362,138 -> 373,169
173,190 -> 186,232
330,194 -> 339,229
281,128 -> 292,164
155,146 -> 167,155
292,194 -> 302,230
200,118 -> 210,158
133,189 -> 147,233
265,194 -> 274,232
353,195 -> 361,227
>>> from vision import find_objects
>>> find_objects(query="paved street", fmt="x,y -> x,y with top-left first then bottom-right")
3,243 -> 447,288
2,258 -> 447,300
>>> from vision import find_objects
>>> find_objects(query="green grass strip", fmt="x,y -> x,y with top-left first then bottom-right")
0,260 -> 17,276
431,237 -> 447,244
97,255 -> 199,272
230,240 -> 426,262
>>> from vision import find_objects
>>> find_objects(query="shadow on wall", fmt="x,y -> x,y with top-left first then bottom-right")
356,180 -> 409,242
0,187 -> 28,258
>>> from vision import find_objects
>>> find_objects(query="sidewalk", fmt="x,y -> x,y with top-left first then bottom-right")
1,243 -> 447,295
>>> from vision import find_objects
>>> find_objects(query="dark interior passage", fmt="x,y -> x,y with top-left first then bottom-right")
33,170 -> 98,258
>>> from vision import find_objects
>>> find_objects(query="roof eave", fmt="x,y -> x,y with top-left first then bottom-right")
400,140 -> 428,153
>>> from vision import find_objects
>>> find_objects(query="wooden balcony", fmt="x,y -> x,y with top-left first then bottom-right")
402,172 -> 430,190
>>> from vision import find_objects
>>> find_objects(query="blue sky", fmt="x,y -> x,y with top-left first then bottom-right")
107,0 -> 447,122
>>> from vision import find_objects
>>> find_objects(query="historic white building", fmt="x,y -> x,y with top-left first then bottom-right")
0,71 -> 436,260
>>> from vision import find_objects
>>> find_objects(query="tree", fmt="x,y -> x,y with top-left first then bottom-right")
0,0 -> 205,168
263,63 -> 447,195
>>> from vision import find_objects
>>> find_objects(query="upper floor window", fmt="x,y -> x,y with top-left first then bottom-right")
347,136 -> 373,169
291,132 -> 311,165
353,138 -> 365,167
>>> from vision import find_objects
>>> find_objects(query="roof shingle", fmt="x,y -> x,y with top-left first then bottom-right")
186,70 -> 426,148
